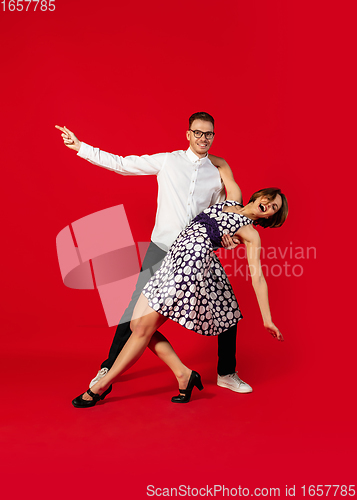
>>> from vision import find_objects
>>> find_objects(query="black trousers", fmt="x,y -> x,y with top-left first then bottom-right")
101,241 -> 237,376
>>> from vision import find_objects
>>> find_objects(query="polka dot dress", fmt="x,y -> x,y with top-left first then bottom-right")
142,201 -> 254,336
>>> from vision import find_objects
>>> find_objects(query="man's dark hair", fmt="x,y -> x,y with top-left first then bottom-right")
189,112 -> 215,129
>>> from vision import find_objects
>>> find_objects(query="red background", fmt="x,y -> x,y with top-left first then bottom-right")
1,1 -> 356,498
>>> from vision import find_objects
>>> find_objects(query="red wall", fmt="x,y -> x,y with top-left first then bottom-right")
1,1 -> 356,498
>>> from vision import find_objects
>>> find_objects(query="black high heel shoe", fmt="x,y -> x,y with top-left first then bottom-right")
72,385 -> 112,408
171,371 -> 204,403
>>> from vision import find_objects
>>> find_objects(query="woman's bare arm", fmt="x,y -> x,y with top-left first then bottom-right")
208,155 -> 242,203
237,225 -> 284,341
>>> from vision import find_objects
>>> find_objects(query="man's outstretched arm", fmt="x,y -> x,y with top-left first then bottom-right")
54,125 -> 164,176
55,125 -> 82,151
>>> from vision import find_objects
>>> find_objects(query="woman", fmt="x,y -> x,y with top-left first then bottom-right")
72,159 -> 288,407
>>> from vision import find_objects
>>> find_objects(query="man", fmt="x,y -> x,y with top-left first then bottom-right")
55,112 -> 252,393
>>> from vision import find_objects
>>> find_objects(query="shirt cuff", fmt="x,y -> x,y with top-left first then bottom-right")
77,142 -> 91,159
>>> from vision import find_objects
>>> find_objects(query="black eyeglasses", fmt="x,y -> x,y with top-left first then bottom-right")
189,129 -> 215,140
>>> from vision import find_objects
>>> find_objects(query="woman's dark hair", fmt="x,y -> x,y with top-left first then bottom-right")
249,188 -> 288,228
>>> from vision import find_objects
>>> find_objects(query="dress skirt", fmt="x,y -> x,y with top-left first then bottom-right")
141,221 -> 242,336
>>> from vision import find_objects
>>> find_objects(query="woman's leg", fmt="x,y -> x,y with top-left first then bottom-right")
82,294 -> 167,400
148,332 -> 192,393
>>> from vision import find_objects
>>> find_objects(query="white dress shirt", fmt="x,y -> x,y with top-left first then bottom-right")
78,143 -> 225,251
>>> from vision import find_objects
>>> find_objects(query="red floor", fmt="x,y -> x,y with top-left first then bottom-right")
2,315 -> 355,500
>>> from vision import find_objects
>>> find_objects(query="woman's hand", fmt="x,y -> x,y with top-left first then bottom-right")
264,321 -> 284,341
55,125 -> 81,152
221,234 -> 241,249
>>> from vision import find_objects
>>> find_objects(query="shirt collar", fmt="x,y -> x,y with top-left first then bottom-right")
186,147 -> 208,164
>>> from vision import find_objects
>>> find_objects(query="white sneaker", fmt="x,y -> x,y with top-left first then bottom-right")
89,368 -> 109,388
217,373 -> 253,393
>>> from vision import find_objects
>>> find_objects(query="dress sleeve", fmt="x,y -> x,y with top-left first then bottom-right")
225,200 -> 243,207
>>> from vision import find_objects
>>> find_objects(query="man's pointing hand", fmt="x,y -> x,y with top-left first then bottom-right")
55,125 -> 81,152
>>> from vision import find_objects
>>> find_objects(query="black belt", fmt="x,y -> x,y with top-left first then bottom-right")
192,212 -> 222,249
